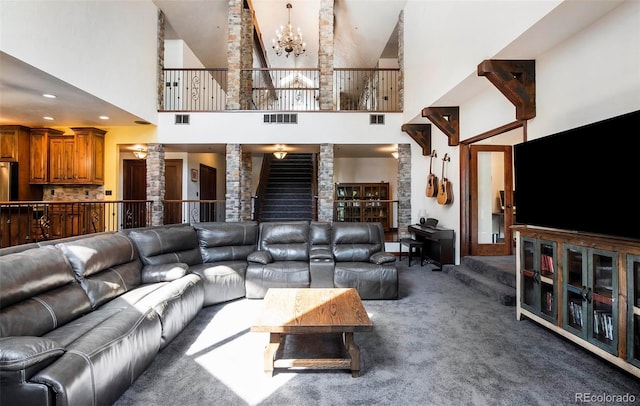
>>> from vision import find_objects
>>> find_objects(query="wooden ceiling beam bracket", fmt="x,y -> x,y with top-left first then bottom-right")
477,59 -> 536,120
421,106 -> 459,146
401,123 -> 432,156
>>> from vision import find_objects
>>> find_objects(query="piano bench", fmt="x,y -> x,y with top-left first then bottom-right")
399,238 -> 425,266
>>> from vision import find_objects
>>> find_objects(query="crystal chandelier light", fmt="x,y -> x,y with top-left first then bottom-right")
272,3 -> 306,58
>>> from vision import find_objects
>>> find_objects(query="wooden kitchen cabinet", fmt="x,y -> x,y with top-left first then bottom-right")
49,135 -> 76,183
72,127 -> 105,184
0,125 -> 42,200
30,128 -> 64,184
0,125 -> 24,161
29,127 -> 105,185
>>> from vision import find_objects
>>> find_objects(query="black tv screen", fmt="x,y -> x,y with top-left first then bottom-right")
514,110 -> 640,240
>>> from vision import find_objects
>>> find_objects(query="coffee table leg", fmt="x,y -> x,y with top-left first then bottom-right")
344,332 -> 361,377
264,333 -> 282,376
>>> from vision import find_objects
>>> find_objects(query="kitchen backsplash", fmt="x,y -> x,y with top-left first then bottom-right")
43,185 -> 104,201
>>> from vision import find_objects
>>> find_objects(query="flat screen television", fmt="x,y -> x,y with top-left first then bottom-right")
514,109 -> 640,240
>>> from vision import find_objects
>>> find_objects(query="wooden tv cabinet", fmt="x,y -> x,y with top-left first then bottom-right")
514,225 -> 640,378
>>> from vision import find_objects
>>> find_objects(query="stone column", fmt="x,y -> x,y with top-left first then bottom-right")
317,143 -> 334,221
225,144 -> 241,221
226,0 -> 242,110
397,143 -> 411,238
240,7 -> 254,110
146,144 -> 165,227
318,0 -> 334,111
240,151 -> 253,220
157,10 -> 165,110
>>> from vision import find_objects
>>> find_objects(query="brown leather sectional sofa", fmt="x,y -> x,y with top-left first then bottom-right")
0,221 -> 397,406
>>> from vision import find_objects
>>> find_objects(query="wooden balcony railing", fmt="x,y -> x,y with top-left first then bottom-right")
160,68 -> 401,112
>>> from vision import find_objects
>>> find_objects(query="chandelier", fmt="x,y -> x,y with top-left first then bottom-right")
272,3 -> 306,58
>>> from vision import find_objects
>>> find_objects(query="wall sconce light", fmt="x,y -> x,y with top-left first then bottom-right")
391,151 -> 399,159
133,148 -> 147,159
273,145 -> 287,159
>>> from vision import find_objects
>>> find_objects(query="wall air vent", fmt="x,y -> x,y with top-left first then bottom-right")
175,114 -> 190,125
263,113 -> 298,124
370,114 -> 385,125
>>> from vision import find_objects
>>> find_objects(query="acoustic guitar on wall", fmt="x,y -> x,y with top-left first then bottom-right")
426,150 -> 438,197
437,153 -> 453,205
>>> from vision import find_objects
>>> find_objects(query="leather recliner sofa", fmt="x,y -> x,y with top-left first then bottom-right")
0,220 -> 397,406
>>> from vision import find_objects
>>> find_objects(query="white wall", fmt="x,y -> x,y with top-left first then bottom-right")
0,0 -> 159,124
404,0 -> 640,262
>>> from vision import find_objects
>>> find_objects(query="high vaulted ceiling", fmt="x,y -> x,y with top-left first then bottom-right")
0,0 -> 403,129
157,0 -> 403,69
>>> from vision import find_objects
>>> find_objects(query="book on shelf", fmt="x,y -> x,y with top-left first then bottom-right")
540,254 -> 554,275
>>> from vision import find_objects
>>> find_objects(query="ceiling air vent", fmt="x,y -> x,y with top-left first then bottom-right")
175,114 -> 190,125
263,113 -> 298,124
370,114 -> 385,125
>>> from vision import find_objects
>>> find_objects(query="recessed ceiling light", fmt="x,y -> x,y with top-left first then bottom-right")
43,116 -> 54,120
99,116 -> 109,120
42,94 -> 56,98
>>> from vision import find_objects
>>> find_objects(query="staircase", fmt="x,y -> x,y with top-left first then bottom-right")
257,153 -> 314,222
442,256 -> 516,306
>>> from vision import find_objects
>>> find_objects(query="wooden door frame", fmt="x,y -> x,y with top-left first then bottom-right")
460,120 -> 526,257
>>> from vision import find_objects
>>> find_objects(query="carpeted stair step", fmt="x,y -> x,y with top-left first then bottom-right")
442,264 -> 516,306
460,256 -> 516,288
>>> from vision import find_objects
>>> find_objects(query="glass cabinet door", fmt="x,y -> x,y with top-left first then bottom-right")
520,237 -> 556,322
588,249 -> 618,354
627,255 -> 640,367
564,245 -> 587,338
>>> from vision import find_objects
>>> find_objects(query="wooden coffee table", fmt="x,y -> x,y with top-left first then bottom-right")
251,288 -> 373,377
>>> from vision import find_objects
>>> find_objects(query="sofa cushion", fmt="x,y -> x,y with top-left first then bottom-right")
332,223 -> 384,262
57,234 -> 141,309
0,246 -> 92,337
195,222 -> 257,263
127,225 -> 201,266
258,221 -> 309,261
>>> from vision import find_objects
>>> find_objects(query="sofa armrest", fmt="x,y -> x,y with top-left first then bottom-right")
141,263 -> 188,284
369,252 -> 396,265
0,337 -> 64,377
247,251 -> 273,265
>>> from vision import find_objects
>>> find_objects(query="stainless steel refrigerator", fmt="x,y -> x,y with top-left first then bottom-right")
0,161 -> 19,201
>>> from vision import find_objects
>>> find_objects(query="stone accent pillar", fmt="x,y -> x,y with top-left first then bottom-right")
317,143 -> 334,221
157,10 -> 165,110
146,144 -> 165,227
226,0 -> 242,110
225,144 -> 241,221
397,10 -> 404,111
397,143 -> 411,238
240,7 -> 254,110
318,0 -> 334,111
240,151 -> 253,220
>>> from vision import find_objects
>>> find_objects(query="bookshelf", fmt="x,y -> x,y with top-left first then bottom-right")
334,182 -> 390,230
514,225 -> 640,378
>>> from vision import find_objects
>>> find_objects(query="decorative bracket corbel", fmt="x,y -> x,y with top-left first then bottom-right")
421,106 -> 459,146
477,59 -> 536,120
401,123 -> 431,156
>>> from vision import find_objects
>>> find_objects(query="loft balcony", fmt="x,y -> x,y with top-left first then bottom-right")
161,67 -> 401,112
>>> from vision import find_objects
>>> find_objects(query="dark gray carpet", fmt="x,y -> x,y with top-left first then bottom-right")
114,262 -> 639,406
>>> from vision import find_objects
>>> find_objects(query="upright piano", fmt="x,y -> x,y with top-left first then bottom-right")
408,224 -> 455,270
